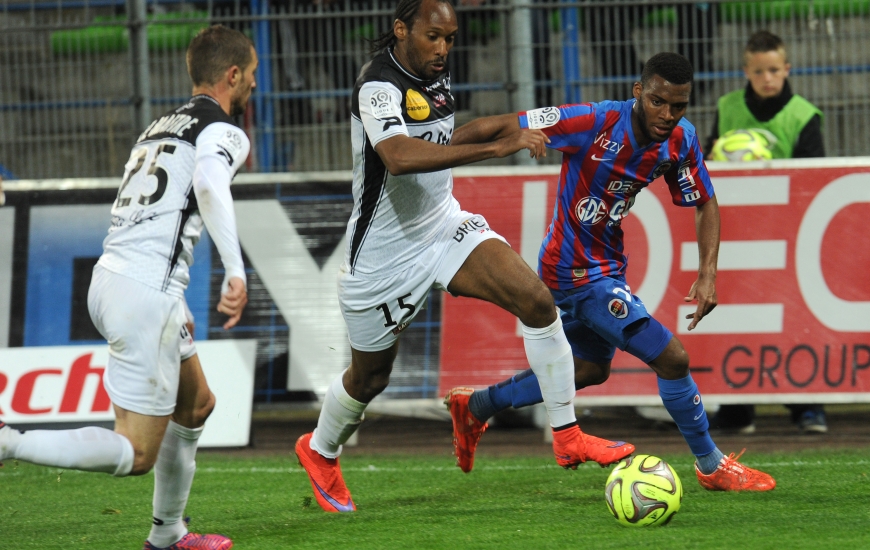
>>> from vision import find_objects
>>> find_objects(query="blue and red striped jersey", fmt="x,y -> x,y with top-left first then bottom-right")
518,99 -> 715,291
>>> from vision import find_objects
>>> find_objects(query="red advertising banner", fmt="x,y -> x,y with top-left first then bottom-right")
439,162 -> 870,404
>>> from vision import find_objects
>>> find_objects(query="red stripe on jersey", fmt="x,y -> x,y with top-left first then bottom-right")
545,104 -> 596,139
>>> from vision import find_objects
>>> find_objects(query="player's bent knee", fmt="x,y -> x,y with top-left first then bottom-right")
193,391 -> 216,426
575,361 -> 610,388
518,284 -> 558,328
361,372 -> 391,400
129,451 -> 158,476
650,338 -> 690,380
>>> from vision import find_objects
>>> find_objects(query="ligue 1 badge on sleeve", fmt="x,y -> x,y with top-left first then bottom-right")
526,106 -> 560,129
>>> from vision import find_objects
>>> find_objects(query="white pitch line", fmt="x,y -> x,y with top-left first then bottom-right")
194,459 -> 870,475
2,459 -> 866,478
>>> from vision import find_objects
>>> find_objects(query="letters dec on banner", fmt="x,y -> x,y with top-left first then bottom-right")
439,164 -> 870,404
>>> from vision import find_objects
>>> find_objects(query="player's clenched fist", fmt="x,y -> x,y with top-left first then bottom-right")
495,129 -> 550,159
218,276 -> 248,329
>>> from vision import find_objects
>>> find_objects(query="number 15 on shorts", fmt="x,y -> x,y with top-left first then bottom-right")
376,293 -> 417,334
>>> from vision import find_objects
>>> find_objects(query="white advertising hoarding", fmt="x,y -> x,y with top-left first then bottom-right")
0,340 -> 256,447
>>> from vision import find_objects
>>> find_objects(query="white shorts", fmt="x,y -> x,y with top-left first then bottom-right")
88,265 -> 186,416
179,300 -> 197,361
339,211 -> 506,352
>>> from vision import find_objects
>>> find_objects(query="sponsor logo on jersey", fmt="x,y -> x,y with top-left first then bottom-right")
606,196 -> 635,227
574,196 -> 608,225
572,268 -> 587,280
677,159 -> 702,203
608,298 -> 628,319
423,74 -> 451,93
405,89 -> 431,121
605,180 -> 644,194
416,127 -> 453,145
526,106 -> 560,129
593,132 -> 625,156
452,215 -> 489,243
651,161 -> 673,179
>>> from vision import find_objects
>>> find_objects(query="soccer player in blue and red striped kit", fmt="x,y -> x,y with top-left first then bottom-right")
446,52 -> 775,491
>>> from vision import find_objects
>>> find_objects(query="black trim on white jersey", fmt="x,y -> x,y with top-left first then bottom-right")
163,184 -> 198,291
348,133 -> 387,273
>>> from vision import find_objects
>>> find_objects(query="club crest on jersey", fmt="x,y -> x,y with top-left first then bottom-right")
526,106 -> 560,129
651,161 -> 673,180
693,394 -> 701,405
406,89 -> 430,121
572,268 -> 587,280
608,298 -> 628,319
574,197 -> 608,225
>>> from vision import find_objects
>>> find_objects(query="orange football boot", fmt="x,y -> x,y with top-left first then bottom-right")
295,433 -> 356,512
582,432 -> 635,467
444,387 -> 488,473
143,533 -> 233,550
695,449 -> 776,491
552,425 -> 588,469
553,425 -> 635,469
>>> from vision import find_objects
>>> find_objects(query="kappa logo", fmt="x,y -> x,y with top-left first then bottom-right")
574,197 -> 608,225
608,298 -> 628,319
526,106 -> 560,129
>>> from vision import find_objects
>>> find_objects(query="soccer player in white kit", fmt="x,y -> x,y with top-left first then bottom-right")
0,25 -> 255,549
294,0 -> 633,513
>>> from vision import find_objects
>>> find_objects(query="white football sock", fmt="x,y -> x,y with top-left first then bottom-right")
13,426 -> 134,476
0,424 -> 23,461
522,317 -> 577,428
148,421 -> 202,548
310,371 -> 366,459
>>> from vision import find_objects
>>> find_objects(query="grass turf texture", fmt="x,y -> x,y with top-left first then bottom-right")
2,448 -> 869,549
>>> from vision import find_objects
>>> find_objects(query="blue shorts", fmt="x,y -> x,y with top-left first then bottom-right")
551,276 -> 672,365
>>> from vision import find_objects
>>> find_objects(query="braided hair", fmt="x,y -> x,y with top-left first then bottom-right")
369,0 -> 453,54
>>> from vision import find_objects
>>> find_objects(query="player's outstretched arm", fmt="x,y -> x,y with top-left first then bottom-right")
684,196 -> 720,330
375,129 -> 548,176
451,113 -> 523,145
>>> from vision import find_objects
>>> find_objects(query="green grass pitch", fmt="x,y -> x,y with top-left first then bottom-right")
3,448 -> 869,549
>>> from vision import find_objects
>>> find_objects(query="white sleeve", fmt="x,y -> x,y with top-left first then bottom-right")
358,81 -> 408,147
194,123 -> 250,291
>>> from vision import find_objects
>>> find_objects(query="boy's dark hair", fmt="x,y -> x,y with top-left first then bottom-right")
744,30 -> 787,64
187,25 -> 254,87
369,0 -> 453,54
640,52 -> 694,87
